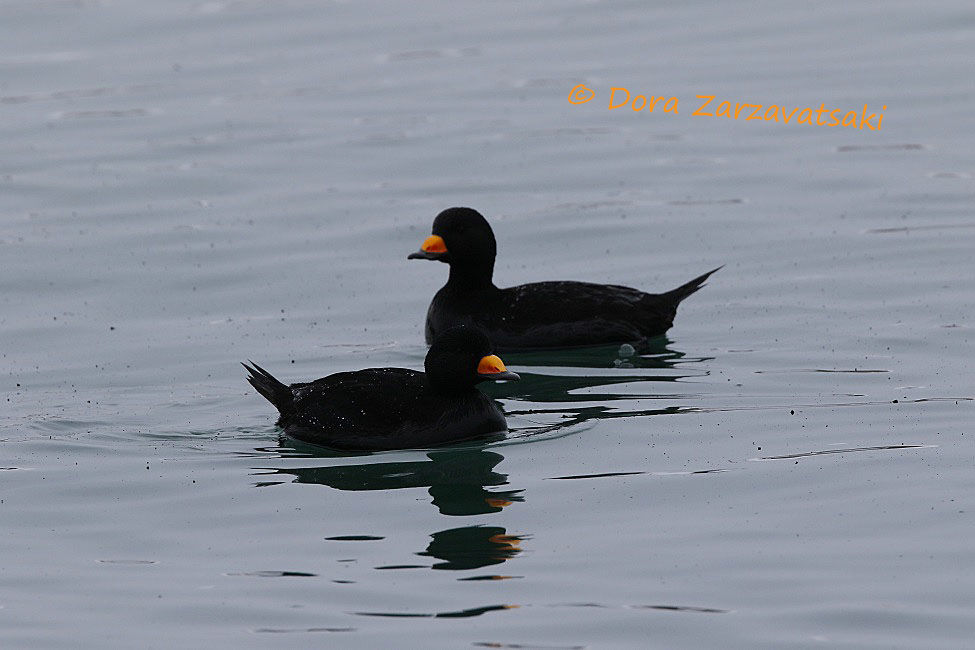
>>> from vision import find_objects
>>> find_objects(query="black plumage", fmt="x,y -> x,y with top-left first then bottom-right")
243,326 -> 519,451
408,207 -> 720,350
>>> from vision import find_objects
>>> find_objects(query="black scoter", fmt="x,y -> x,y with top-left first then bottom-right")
408,207 -> 720,350
243,326 -> 519,450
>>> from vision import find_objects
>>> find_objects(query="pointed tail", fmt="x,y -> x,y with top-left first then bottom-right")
662,265 -> 723,305
242,361 -> 294,415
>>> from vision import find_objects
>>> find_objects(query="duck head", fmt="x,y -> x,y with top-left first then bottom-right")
425,325 -> 519,394
409,207 -> 497,287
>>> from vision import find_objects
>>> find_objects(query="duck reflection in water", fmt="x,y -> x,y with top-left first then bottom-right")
485,337 -> 710,399
255,447 -> 527,573
254,447 -> 523,516
418,525 -> 523,571
489,336 -> 698,371
481,338 -> 713,436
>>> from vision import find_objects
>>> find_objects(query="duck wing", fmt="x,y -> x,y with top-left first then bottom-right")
287,368 -> 430,433
488,281 -> 667,349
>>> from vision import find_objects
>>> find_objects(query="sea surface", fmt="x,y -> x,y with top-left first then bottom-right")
2,1 -> 974,648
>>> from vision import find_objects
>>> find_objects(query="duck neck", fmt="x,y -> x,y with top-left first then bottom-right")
446,260 -> 496,292
425,374 -> 478,397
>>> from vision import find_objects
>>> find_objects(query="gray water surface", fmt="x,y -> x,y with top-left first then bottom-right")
2,1 -> 974,648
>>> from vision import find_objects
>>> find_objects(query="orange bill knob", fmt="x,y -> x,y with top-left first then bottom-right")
476,355 -> 520,381
408,234 -> 448,260
421,234 -> 447,253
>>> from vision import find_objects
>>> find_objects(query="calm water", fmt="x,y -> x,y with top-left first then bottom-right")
2,1 -> 974,647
